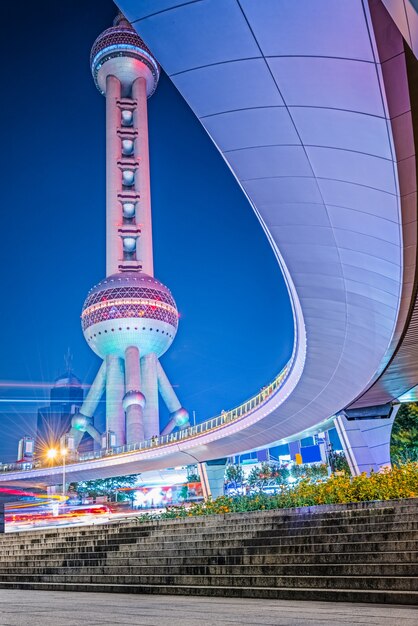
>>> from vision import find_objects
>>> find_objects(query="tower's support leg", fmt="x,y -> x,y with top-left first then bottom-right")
198,459 -> 227,500
124,346 -> 145,444
65,427 -> 84,450
106,355 -> 126,446
84,423 -> 102,445
334,404 -> 400,476
160,418 -> 177,436
157,360 -> 190,435
141,353 -> 159,440
67,361 -> 107,449
157,360 -> 181,413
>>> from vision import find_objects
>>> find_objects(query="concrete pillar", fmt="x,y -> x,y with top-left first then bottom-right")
106,75 -> 123,276
198,458 -> 227,500
157,361 -> 189,435
85,423 -> 102,445
288,440 -> 301,461
140,353 -> 159,439
106,355 -> 126,446
80,360 -> 107,419
156,360 -> 181,413
132,77 -> 153,276
160,418 -> 176,436
66,427 -> 85,450
67,361 -> 107,449
124,346 -> 145,443
334,406 -> 399,476
318,432 -> 330,467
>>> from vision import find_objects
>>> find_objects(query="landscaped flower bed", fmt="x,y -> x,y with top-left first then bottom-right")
137,463 -> 418,521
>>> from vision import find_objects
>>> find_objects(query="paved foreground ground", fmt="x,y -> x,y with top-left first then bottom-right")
0,590 -> 416,626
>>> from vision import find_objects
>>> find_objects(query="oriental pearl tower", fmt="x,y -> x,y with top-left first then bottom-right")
66,14 -> 189,450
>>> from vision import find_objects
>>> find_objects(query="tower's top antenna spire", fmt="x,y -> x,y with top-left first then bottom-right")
64,348 -> 73,374
113,12 -> 131,28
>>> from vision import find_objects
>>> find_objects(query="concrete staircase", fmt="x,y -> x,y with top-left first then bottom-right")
0,498 -> 417,604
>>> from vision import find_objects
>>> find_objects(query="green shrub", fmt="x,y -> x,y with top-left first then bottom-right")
225,464 -> 244,489
391,403 -> 418,465
132,463 -> 418,522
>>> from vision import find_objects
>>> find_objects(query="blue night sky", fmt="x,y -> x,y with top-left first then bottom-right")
0,1 -> 293,461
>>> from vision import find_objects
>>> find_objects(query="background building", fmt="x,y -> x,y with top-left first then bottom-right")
35,369 -> 94,457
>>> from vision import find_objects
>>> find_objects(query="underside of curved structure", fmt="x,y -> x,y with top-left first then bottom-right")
115,1 -> 417,433
1,0 -> 418,484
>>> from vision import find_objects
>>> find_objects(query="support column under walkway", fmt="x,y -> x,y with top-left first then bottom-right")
198,458 -> 227,500
334,404 -> 400,476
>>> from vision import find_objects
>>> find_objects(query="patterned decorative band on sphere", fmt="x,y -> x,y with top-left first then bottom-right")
90,26 -> 155,66
82,299 -> 178,332
84,284 -> 176,309
82,273 -> 178,330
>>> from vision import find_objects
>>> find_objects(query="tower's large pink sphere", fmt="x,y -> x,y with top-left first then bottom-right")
81,272 -> 178,359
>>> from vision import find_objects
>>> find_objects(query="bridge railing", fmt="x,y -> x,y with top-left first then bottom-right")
0,355 -> 294,474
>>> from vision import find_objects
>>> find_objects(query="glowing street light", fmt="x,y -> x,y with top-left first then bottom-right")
46,448 -> 58,461
46,447 -> 68,498
61,448 -> 67,499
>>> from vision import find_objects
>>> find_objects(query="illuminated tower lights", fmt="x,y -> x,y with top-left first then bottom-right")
66,14 -> 189,450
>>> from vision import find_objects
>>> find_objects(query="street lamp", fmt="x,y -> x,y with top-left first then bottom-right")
61,448 -> 67,499
46,447 -> 68,499
46,447 -> 57,461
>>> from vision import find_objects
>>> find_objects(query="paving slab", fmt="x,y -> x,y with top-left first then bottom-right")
0,590 -> 416,626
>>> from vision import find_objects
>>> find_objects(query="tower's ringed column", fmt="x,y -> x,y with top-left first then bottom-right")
106,75 -> 122,276
90,16 -> 160,278
133,77 -> 153,276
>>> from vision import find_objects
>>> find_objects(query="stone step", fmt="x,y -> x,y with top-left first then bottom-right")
0,573 -> 416,592
110,539 -> 418,557
4,521 -> 416,554
2,549 -> 415,569
0,524 -> 418,562
3,499 -> 417,541
68,550 -> 418,566
2,526 -> 417,557
82,518 -> 418,539
5,510 -> 417,540
4,515 -> 418,554
4,505 -> 418,536
119,520 -> 418,542
1,539 -> 417,565
0,580 -> 416,605
0,499 -> 416,604
254,520 -> 418,536
238,539 -> 418,555
4,517 -> 417,551
0,562 -> 414,578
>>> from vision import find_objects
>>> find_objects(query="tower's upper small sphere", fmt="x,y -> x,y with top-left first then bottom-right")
81,272 -> 178,359
90,17 -> 160,97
